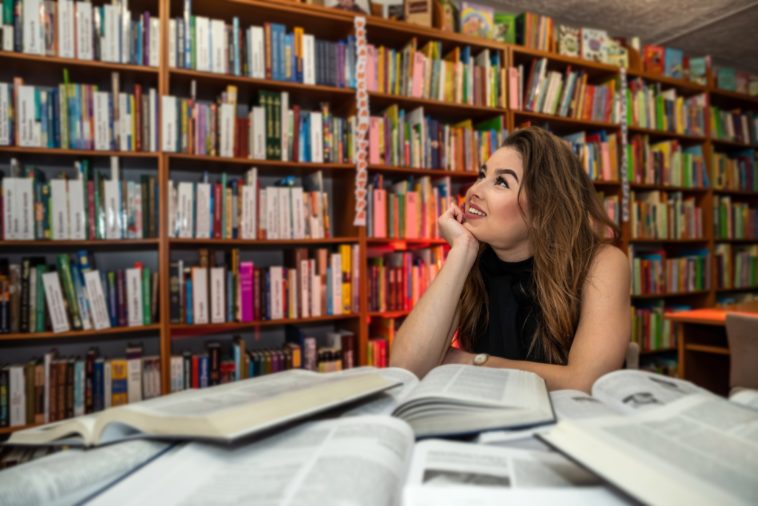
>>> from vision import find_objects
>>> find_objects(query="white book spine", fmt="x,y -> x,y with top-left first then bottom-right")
126,267 -> 143,327
119,93 -> 129,151
210,267 -> 225,324
22,0 -> 44,55
219,103 -> 234,157
303,34 -> 315,85
192,267 -> 209,324
170,356 -> 184,392
149,18 -> 160,67
252,106 -> 266,159
266,187 -> 278,239
103,361 -> 112,409
310,111 -> 323,163
211,19 -> 226,74
8,365 -> 25,426
84,270 -> 111,330
195,17 -> 210,72
50,179 -> 69,240
43,352 -> 53,422
149,88 -> 158,152
176,181 -> 194,237
1,177 -> 13,239
299,259 -> 310,318
94,91 -> 111,150
76,1 -> 93,60
57,0 -> 75,58
250,26 -> 264,79
270,266 -> 283,320
161,95 -> 177,152
310,262 -> 321,317
168,19 -> 177,68
292,187 -> 305,239
0,83 -> 9,145
241,185 -> 256,239
74,360 -> 86,415
103,179 -> 122,239
101,5 -> 113,62
15,178 -> 35,240
18,86 -> 39,147
168,182 -> 177,238
195,182 -> 211,238
68,177 -> 86,240
42,272 -> 71,333
1,25 -> 13,51
127,357 -> 142,403
279,187 -> 291,239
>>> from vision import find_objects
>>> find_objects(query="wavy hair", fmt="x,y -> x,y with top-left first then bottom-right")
455,127 -> 620,364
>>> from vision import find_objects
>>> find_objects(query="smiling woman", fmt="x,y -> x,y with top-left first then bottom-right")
389,126 -> 631,393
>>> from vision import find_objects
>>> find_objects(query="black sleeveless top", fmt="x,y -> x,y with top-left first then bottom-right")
472,246 -> 548,363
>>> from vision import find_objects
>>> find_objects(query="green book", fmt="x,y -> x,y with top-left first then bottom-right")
142,267 -> 151,325
35,264 -> 48,332
494,12 -> 517,43
272,92 -> 281,160
56,255 -> 83,330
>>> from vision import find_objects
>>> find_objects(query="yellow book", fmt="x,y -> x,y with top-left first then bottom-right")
377,46 -> 385,94
340,244 -> 351,313
110,359 -> 128,407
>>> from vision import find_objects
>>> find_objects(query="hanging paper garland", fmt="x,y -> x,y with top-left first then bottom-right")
353,16 -> 369,226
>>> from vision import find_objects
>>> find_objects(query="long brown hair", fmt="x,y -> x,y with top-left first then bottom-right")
456,127 -> 620,364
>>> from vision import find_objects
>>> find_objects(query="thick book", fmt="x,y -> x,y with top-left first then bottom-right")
539,370 -> 758,506
390,364 -> 553,438
6,369 -> 399,448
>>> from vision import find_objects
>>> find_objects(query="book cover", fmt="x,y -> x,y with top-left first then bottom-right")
494,12 -> 517,44
460,2 -> 495,39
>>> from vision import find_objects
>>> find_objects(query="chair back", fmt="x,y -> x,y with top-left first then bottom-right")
725,313 -> 758,391
625,341 -> 640,370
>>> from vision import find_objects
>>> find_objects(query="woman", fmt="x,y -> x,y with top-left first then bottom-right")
390,127 -> 630,392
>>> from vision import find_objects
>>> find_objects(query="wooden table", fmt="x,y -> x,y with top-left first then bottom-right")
665,308 -> 757,395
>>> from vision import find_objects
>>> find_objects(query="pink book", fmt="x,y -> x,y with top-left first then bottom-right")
411,52 -> 425,98
405,191 -> 419,238
239,261 -> 254,322
600,141 -> 611,181
366,45 -> 377,92
369,117 -> 381,164
373,188 -> 387,238
508,67 -> 520,110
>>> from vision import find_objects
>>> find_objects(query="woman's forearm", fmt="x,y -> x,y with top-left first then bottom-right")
390,244 -> 478,377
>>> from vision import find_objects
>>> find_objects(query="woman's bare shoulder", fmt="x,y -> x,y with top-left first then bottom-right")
587,244 -> 629,283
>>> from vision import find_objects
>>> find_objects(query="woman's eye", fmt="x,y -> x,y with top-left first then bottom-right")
495,176 -> 509,188
477,171 -> 486,180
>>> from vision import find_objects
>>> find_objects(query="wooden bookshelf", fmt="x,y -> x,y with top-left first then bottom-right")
3,0 -> 758,433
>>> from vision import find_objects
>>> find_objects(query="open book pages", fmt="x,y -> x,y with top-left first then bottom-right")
0,440 -> 170,506
404,486 -> 628,506
541,394 -> 758,506
7,369 -> 400,447
337,367 -> 420,416
391,365 -> 554,437
730,389 -> 758,410
87,415 -> 626,506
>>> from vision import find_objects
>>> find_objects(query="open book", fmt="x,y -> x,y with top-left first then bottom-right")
539,374 -> 758,506
6,369 -> 399,447
86,415 -> 625,506
339,364 -> 554,437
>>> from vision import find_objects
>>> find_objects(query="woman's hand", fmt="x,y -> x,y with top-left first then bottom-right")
439,202 -> 478,254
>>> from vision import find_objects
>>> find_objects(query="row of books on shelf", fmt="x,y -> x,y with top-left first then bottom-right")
630,247 -> 710,295
366,176 -> 451,240
626,80 -> 705,136
162,88 -> 350,163
714,244 -> 758,290
511,60 -> 617,124
0,252 -> 157,334
169,9 -> 355,88
365,41 -> 504,108
626,137 -> 707,188
710,107 -> 758,145
562,130 -> 619,182
0,76 -> 158,151
712,150 -> 757,191
714,197 -> 758,240
630,191 -> 703,240
168,169 -> 329,240
630,302 -> 681,352
1,158 -> 158,240
3,0 -> 159,66
0,344 -> 156,427
367,247 -> 444,313
367,105 -> 503,171
169,246 -> 358,325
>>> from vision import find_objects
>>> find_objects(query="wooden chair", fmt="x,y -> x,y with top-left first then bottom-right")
725,313 -> 758,392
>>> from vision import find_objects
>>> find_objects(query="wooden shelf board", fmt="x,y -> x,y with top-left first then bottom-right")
630,238 -> 708,244
368,91 -> 505,118
632,290 -> 710,299
712,187 -> 758,196
640,347 -> 678,354
167,153 -> 354,171
710,138 -> 757,150
513,110 -> 619,130
169,237 -> 359,246
716,285 -> 758,293
511,46 -> 619,75
684,344 -> 730,355
368,164 -> 477,178
626,69 -> 706,94
170,314 -> 360,337
630,183 -> 709,193
0,422 -> 43,435
368,311 -> 410,318
0,239 -> 159,249
708,87 -> 758,106
0,50 -> 159,75
0,147 -> 159,158
626,126 -> 706,142
0,325 -> 161,342
366,237 -> 448,246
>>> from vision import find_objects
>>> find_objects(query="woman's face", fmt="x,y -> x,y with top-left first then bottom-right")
463,147 -> 531,261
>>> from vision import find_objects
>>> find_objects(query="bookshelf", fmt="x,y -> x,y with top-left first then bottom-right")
2,0 -> 757,432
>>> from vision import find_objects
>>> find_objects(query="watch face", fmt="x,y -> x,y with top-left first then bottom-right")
474,353 -> 488,366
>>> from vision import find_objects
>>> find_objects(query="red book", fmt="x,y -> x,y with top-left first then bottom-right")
213,182 -> 222,239
191,355 -> 200,389
134,84 -> 143,151
643,45 -> 665,75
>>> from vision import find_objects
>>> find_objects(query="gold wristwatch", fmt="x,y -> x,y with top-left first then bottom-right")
473,353 -> 489,366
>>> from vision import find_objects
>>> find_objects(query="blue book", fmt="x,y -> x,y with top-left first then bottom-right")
233,17 -> 241,76
199,355 -> 209,388
93,358 -> 104,412
664,48 -> 683,78
185,277 -> 193,324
